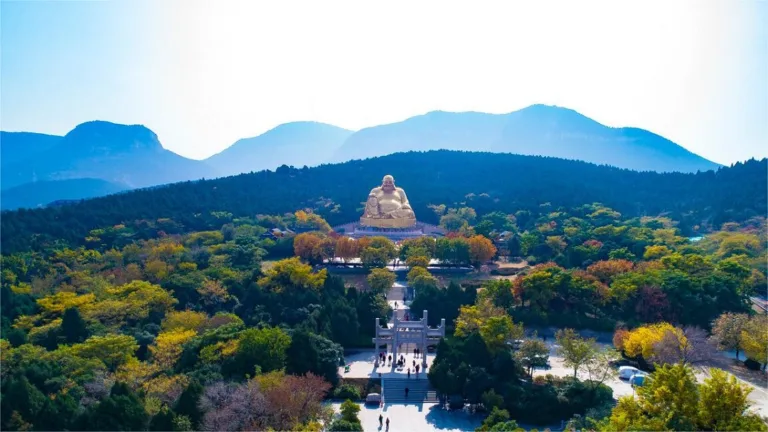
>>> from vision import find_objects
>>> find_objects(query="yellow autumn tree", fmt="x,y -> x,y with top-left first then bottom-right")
623,322 -> 679,360
83,281 -> 176,327
115,357 -> 159,391
643,245 -> 672,260
70,334 -> 139,370
258,257 -> 327,292
455,300 -> 507,338
37,292 -> 96,316
162,310 -> 209,333
197,279 -> 231,308
741,315 -> 768,370
150,329 -> 197,369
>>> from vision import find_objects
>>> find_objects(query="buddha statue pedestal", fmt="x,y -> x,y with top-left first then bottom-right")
359,215 -> 417,229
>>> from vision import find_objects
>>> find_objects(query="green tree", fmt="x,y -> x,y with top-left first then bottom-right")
405,247 -> 431,269
331,400 -> 362,431
149,407 -> 175,431
359,237 -> 397,268
0,376 -> 46,430
174,381 -> 203,429
339,399 -> 360,422
476,407 -> 523,431
77,382 -> 149,431
516,338 -> 549,378
711,313 -> 750,360
231,327 -> 291,377
407,266 -> 439,292
479,315 -> 524,353
698,368 -> 767,431
555,328 -> 597,377
61,307 -> 90,344
367,268 -> 395,295
480,280 -> 515,309
286,330 -> 343,386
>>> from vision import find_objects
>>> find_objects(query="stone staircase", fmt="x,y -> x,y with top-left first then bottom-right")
382,377 -> 438,403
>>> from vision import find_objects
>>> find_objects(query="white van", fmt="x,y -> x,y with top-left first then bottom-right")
618,366 -> 640,380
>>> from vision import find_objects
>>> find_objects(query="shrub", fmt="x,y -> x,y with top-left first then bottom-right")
744,358 -> 762,371
329,419 -> 362,431
333,384 -> 362,400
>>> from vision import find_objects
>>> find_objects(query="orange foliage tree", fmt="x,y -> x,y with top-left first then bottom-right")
293,232 -> 334,265
586,259 -> 634,284
468,235 -> 497,265
334,237 -> 359,263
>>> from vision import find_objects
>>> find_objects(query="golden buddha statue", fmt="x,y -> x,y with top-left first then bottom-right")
360,175 -> 417,228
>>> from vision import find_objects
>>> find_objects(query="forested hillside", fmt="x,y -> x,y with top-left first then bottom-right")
2,151 -> 765,254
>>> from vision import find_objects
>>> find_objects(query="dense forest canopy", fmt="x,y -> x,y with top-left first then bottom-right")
1,151 -> 766,254
1,166 -> 766,430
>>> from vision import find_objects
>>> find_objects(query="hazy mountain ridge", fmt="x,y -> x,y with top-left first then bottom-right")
1,131 -> 64,168
1,105 -> 722,208
0,178 -> 129,210
332,105 -> 720,173
206,121 -> 352,176
1,121 -> 217,194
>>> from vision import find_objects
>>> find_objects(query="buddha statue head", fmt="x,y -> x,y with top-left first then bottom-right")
381,175 -> 396,193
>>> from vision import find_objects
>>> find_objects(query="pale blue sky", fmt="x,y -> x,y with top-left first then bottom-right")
1,0 -> 766,165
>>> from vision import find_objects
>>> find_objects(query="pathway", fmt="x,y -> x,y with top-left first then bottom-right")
330,402 -> 483,432
387,281 -> 411,321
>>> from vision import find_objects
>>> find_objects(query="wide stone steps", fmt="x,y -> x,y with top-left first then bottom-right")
382,377 -> 438,403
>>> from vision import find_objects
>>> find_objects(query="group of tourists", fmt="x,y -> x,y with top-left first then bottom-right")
406,360 -> 421,379
378,414 -> 389,430
412,347 -> 422,358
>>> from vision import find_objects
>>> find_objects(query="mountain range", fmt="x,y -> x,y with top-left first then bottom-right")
332,105 -> 720,173
0,105 -> 721,210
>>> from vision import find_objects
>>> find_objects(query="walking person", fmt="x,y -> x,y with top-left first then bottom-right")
405,387 -> 409,398
386,418 -> 390,431
407,368 -> 411,379
379,414 -> 383,428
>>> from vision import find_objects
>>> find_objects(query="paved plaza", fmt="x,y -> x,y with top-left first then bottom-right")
340,350 -> 436,379
331,402 -> 483,432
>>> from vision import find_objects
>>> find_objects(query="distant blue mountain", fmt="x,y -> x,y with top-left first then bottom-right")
1,121 -> 218,190
331,105 -> 721,173
1,131 -> 63,168
1,178 -> 129,210
1,105 -> 721,207
205,121 -> 353,176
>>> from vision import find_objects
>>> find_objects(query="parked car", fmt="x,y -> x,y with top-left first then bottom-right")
506,339 -> 524,350
630,373 -> 648,387
619,366 -> 640,380
365,393 -> 381,405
